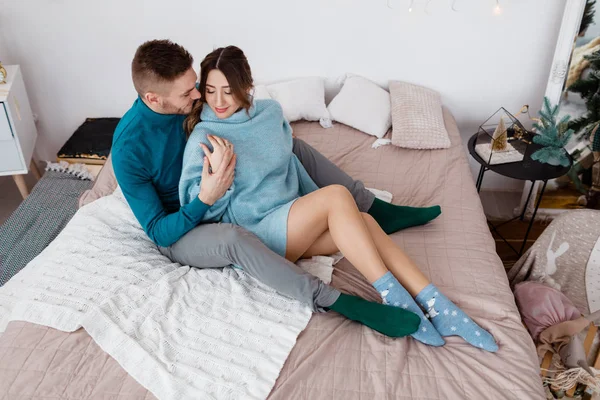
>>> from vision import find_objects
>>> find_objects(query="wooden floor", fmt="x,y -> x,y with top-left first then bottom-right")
538,181 -> 587,210
491,219 -> 549,268
0,174 -> 37,226
478,190 -> 550,268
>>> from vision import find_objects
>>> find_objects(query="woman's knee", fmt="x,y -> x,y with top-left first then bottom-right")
361,212 -> 377,226
323,184 -> 354,203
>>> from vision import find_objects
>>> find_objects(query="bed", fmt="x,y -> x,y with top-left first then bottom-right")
0,108 -> 544,399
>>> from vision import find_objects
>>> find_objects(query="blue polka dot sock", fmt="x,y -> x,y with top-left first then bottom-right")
373,272 -> 445,346
415,284 -> 498,352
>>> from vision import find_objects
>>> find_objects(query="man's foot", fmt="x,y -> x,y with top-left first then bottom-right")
327,293 -> 420,338
368,198 -> 441,234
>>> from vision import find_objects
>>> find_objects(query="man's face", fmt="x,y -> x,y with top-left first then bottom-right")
155,68 -> 201,115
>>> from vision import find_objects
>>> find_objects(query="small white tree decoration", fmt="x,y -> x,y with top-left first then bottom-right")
491,117 -> 508,151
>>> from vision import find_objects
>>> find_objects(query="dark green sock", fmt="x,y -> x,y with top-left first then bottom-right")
368,198 -> 441,234
327,293 -> 420,338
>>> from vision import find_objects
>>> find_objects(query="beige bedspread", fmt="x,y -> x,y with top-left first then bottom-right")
0,109 -> 544,399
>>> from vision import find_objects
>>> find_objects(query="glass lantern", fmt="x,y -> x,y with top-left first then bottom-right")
474,107 -> 532,166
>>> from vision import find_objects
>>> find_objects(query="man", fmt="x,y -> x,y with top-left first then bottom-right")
112,39 -> 440,338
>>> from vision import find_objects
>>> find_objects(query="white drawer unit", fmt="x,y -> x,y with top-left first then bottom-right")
0,103 -> 13,141
0,64 -> 40,199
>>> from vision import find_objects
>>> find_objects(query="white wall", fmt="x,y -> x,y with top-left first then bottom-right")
0,0 -> 567,190
0,33 -> 9,63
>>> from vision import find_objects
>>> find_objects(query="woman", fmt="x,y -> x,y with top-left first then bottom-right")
180,46 -> 497,351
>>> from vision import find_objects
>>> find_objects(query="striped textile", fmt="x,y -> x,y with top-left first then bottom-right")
0,170 -> 92,286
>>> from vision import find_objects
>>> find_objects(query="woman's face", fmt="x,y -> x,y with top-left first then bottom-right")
205,69 -> 242,119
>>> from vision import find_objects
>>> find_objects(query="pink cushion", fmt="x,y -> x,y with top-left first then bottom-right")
78,153 -> 117,208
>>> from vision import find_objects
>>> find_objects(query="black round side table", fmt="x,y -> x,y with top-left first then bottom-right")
467,134 -> 572,256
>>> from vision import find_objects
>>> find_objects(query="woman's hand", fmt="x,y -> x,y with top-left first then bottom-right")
201,134 -> 234,174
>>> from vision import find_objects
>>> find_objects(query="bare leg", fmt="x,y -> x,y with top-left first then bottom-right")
298,212 -> 429,296
287,193 -> 497,351
285,185 -> 388,283
286,186 -> 445,346
360,213 -> 429,296
286,185 -> 429,292
285,185 -> 422,338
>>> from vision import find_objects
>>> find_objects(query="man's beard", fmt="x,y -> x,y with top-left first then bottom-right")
162,99 -> 192,115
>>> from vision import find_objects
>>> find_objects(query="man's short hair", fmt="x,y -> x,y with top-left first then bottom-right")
131,39 -> 193,96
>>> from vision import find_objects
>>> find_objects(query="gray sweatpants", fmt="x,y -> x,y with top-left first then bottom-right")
159,138 -> 376,312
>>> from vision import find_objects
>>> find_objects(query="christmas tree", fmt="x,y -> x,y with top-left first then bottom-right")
491,117 -> 508,151
581,0 -> 597,36
568,49 -> 600,140
531,97 -> 573,167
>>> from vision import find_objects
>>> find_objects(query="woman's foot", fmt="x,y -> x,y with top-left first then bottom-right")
327,293 -> 420,338
367,198 -> 441,234
373,272 -> 445,346
415,284 -> 498,352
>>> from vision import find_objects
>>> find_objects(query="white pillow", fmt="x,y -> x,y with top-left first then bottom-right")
266,78 -> 331,124
252,84 -> 272,100
327,75 -> 391,139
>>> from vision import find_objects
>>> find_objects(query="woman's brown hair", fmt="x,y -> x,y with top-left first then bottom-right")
184,46 -> 253,135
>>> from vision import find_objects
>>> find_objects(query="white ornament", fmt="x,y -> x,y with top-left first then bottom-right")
426,298 -> 439,317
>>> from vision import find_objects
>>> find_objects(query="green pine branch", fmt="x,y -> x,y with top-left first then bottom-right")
570,115 -> 592,134
581,0 -> 597,36
534,96 -> 574,148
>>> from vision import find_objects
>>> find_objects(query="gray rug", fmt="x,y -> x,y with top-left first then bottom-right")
0,170 -> 92,286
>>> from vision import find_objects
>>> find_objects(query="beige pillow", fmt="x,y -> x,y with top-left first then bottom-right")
389,81 -> 450,149
78,153 -> 117,208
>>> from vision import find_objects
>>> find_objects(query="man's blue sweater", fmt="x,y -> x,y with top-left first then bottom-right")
112,98 -> 209,247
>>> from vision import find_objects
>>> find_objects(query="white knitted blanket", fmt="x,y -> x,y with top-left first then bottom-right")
0,189 -> 312,400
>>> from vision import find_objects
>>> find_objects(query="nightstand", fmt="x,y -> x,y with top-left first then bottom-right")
468,134 -> 572,256
0,65 -> 39,199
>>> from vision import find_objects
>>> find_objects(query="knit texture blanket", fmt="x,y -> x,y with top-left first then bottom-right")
0,188 -> 312,400
179,100 -> 318,257
507,209 -> 600,315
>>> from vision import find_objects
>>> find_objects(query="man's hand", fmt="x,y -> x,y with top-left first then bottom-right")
198,148 -> 236,206
200,134 -> 233,174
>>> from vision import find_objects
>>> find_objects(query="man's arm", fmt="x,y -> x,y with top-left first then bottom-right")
113,151 -> 210,248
